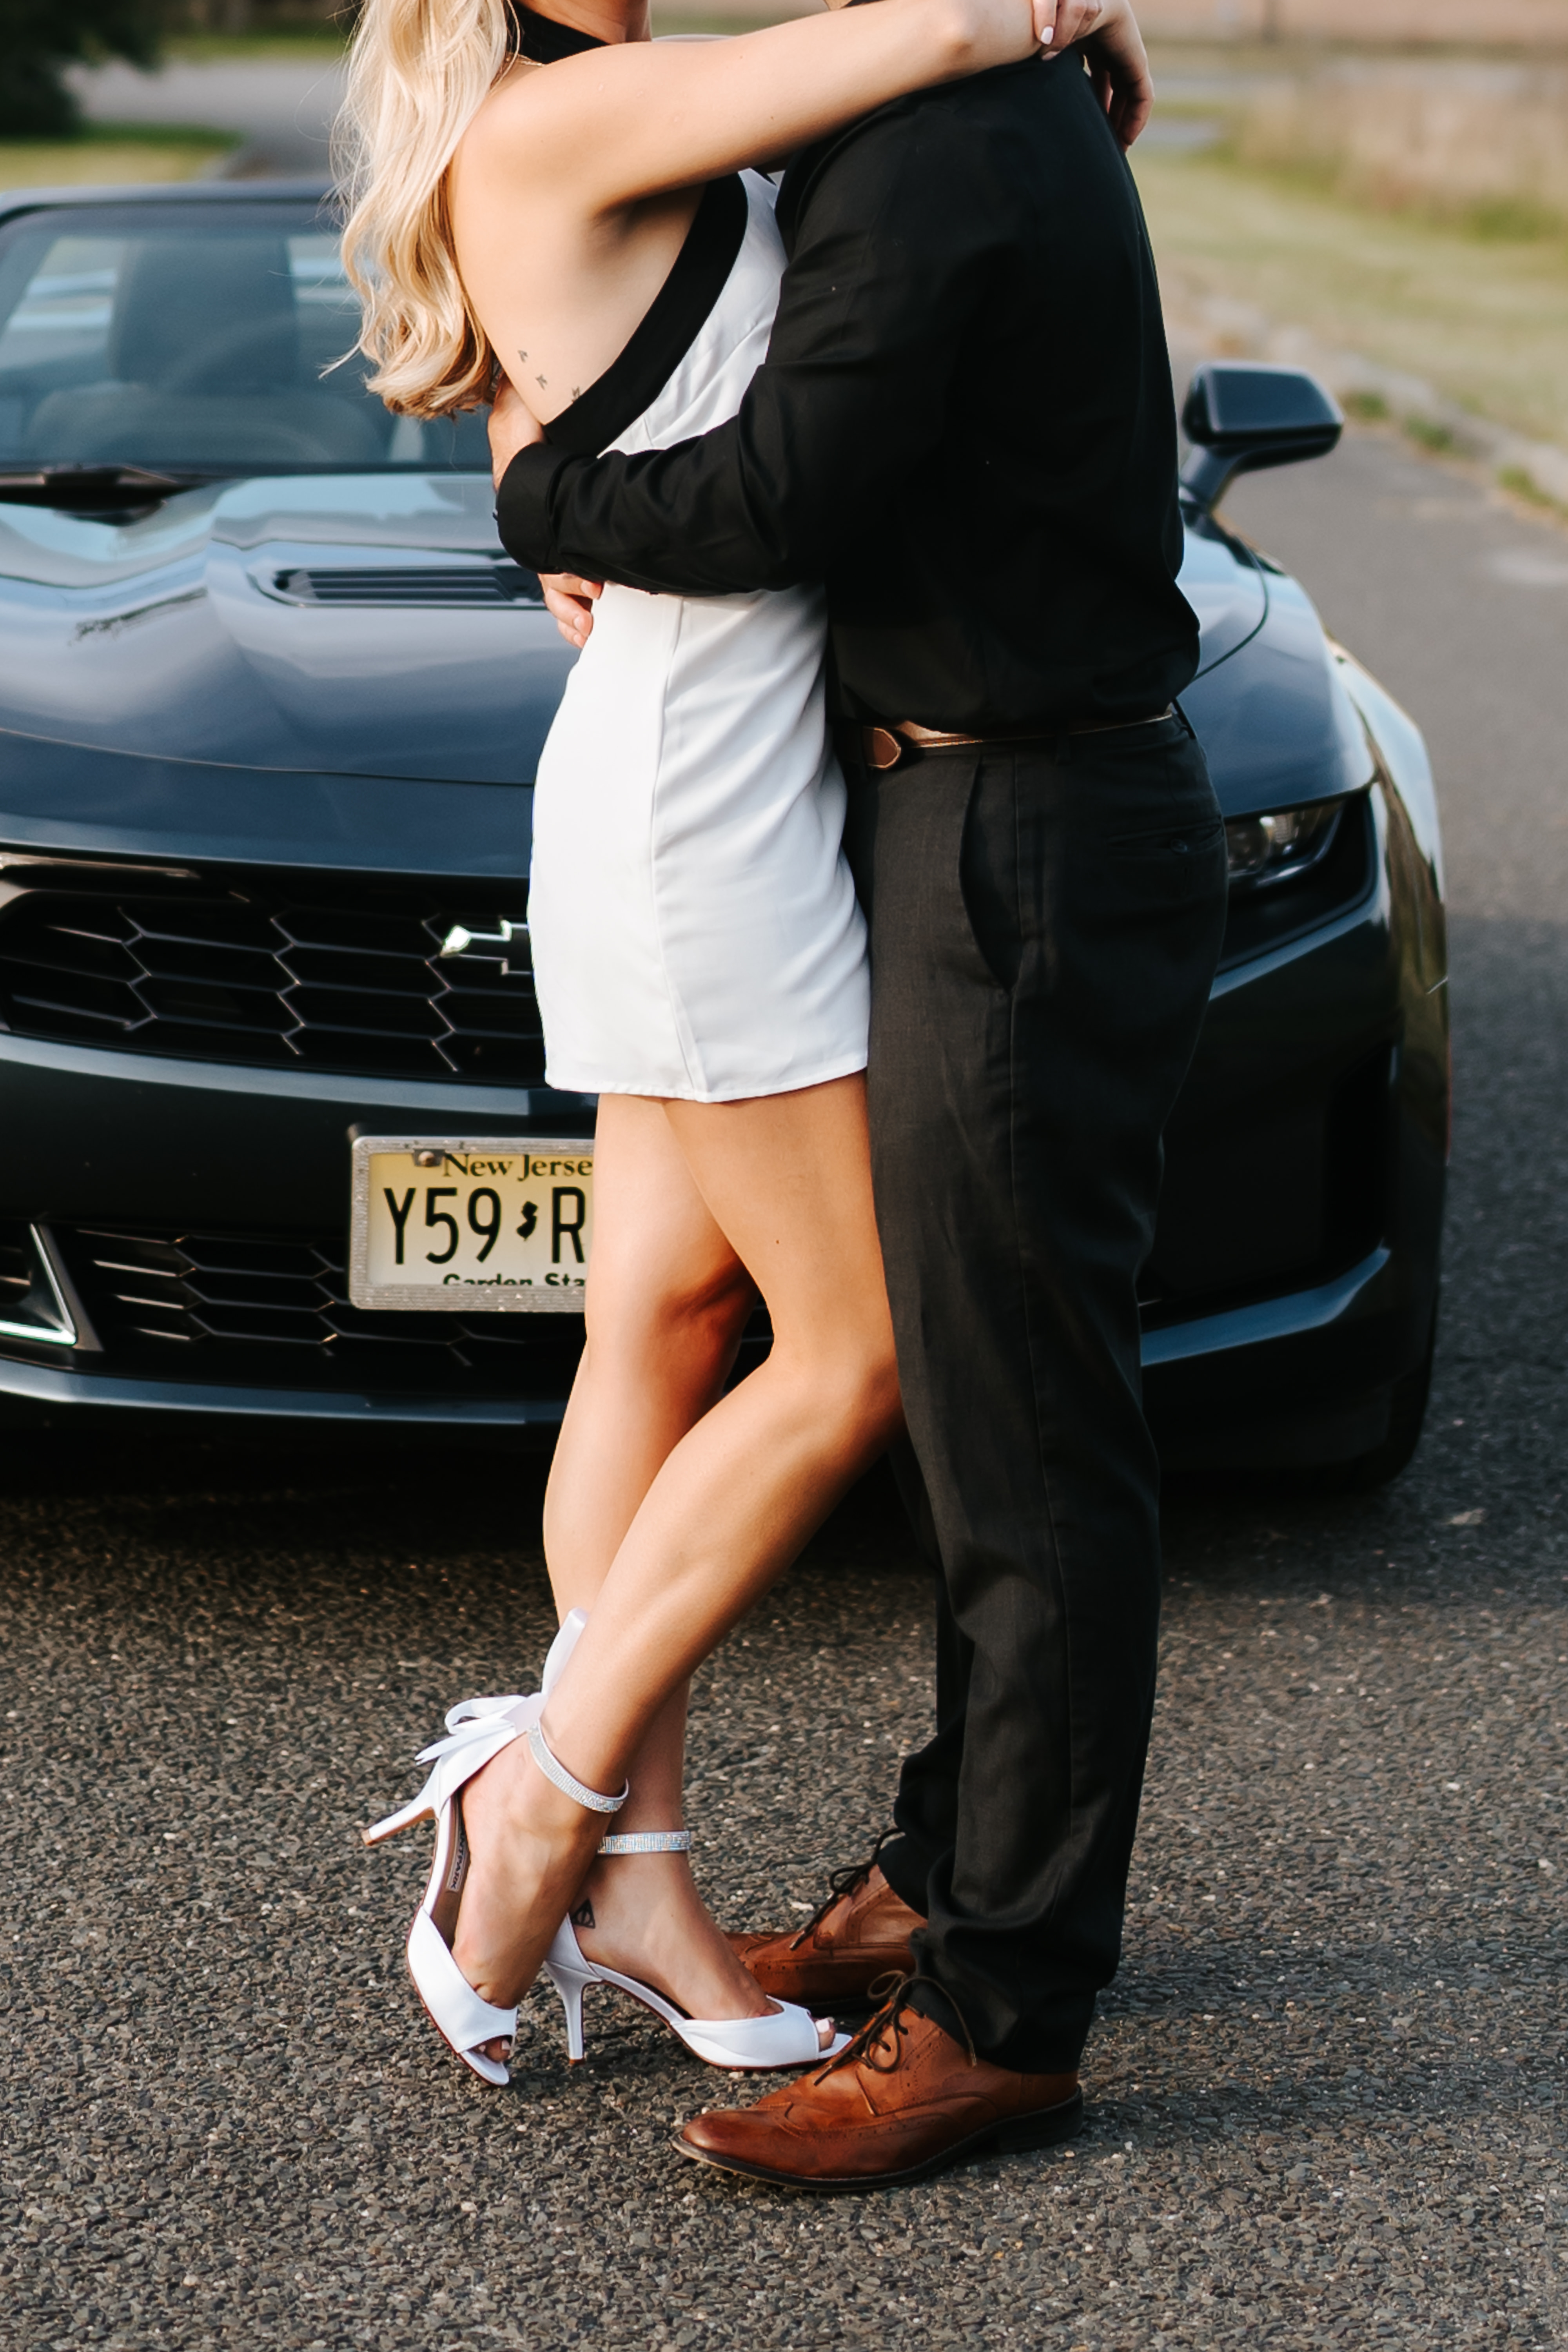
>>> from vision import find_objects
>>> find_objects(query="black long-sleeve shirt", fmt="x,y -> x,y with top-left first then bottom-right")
496,53 -> 1199,731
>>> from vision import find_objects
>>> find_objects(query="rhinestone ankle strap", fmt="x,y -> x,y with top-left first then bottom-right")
526,1720 -> 629,1815
597,1830 -> 693,1855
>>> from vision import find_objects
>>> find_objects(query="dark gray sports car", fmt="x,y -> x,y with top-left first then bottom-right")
0,181 -> 1447,1482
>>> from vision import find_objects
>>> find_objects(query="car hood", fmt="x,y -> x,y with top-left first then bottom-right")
1175,508 -> 1372,811
0,475 -> 1371,812
0,473 -> 573,787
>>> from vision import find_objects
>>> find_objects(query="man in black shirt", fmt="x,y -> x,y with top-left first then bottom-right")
494,24 -> 1229,2190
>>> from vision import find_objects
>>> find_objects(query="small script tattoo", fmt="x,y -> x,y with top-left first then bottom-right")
571,387 -> 582,401
517,348 -> 528,363
569,1896 -> 595,1930
536,374 -> 548,388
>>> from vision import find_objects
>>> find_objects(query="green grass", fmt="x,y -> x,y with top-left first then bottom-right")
1403,414 -> 1455,453
1132,142 -> 1568,454
1464,194 -> 1565,245
0,122 -> 239,188
1498,463 -> 1568,519
1171,125 -> 1568,249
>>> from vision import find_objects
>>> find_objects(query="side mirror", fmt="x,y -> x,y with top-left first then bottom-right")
1180,362 -> 1343,511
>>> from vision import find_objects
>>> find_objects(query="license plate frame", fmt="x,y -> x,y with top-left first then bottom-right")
349,1134 -> 594,1313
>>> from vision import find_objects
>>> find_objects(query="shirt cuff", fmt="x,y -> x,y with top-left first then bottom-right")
494,443 -> 576,575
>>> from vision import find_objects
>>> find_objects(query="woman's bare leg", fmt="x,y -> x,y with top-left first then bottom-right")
540,1096 -> 771,2021
543,1094 -> 755,1606
453,1073 -> 900,2021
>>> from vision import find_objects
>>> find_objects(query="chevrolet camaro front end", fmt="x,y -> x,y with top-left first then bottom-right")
0,185 -> 1446,1482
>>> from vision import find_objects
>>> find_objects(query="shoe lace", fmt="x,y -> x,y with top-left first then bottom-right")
787,1827 -> 899,1953
811,1971 -> 977,2083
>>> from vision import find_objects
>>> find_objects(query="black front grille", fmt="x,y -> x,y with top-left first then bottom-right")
59,1225 -> 585,1395
0,868 -> 544,1085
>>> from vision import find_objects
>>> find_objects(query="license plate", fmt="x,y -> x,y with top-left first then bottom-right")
348,1134 -> 593,1312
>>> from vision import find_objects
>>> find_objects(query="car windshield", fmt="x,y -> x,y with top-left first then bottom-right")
0,197 -> 490,475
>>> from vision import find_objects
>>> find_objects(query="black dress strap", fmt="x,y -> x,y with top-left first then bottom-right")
510,5 -> 606,60
544,175 -> 750,459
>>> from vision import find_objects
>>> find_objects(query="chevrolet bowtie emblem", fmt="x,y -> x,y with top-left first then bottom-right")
438,918 -> 525,964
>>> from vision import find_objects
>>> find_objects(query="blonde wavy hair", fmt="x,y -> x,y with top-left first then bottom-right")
336,0 -> 516,416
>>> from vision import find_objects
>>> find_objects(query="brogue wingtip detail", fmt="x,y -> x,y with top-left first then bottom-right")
670,2007 -> 1083,2192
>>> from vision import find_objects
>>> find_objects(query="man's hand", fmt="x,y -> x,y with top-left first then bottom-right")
488,374 -> 544,490
540,572 -> 603,650
1076,0 -> 1153,149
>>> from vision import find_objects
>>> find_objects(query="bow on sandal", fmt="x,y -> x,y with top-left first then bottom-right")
365,1610 -> 844,2081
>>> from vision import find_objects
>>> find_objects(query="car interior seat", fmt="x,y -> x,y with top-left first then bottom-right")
26,234 -> 387,468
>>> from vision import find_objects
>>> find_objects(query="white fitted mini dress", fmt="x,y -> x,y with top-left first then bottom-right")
525,172 -> 869,1103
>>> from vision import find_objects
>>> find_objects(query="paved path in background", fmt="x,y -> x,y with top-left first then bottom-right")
70,58 -> 347,176
0,428 -> 1563,2349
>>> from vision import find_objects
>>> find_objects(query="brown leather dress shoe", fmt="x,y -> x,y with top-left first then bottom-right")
726,1861 -> 922,2007
678,1990 -> 1082,2192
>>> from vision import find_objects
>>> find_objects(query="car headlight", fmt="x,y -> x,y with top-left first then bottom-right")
1225,797 -> 1345,889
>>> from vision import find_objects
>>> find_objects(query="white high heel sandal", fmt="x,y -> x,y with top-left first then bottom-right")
543,1843 -> 850,2073
362,1610 -> 608,2087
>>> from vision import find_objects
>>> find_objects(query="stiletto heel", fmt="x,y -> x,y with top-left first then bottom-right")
542,1840 -> 849,2073
363,1692 -> 538,2085
362,1608 -> 610,2087
361,1788 -> 438,1847
548,1954 -> 593,2063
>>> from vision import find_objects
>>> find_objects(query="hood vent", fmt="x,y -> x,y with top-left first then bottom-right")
266,563 -> 543,608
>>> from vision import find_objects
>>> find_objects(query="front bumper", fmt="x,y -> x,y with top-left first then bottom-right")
0,1032 -> 595,1429
0,1029 -> 594,1234
0,1235 -> 1408,1446
0,797 -> 1446,1459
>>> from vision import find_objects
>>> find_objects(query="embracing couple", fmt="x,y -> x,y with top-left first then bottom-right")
342,0 -> 1227,2191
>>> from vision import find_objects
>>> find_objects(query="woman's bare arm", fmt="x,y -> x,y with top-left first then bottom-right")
454,0 -> 1149,429
466,0 -> 1063,217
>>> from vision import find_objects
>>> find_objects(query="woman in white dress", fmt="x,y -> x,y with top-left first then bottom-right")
340,0 -> 1143,2083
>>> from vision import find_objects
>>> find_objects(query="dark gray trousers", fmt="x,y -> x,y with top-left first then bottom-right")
844,718 -> 1227,2072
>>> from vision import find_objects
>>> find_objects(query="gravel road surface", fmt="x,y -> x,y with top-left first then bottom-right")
0,427 -> 1564,2349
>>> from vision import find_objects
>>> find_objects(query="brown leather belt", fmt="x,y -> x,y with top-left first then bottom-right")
841,707 -> 1176,775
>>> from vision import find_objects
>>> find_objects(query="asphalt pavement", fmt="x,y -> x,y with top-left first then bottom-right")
0,426 -> 1564,2350
69,58 -> 346,177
